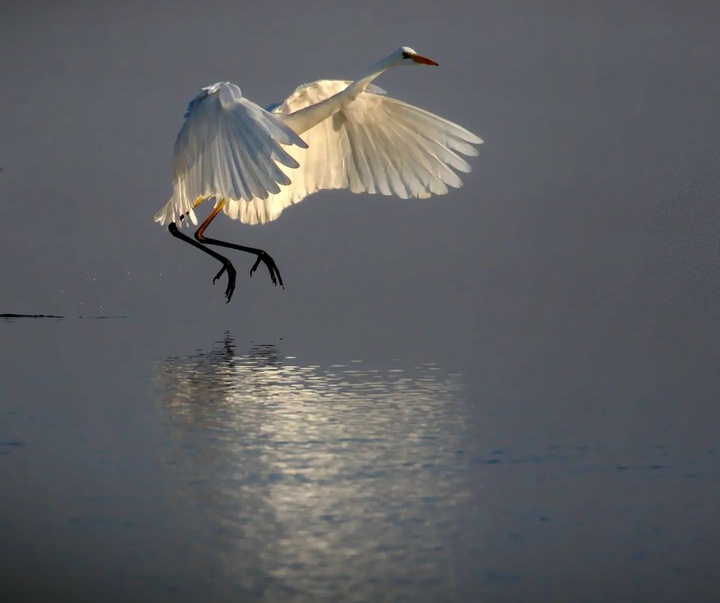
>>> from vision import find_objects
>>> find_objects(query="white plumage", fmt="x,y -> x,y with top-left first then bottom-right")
155,46 -> 483,227
154,82 -> 308,226
224,81 -> 481,225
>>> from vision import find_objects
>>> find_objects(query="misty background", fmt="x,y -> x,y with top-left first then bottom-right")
1,1 -> 719,601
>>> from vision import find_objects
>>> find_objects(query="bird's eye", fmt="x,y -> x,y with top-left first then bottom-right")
401,51 -> 411,59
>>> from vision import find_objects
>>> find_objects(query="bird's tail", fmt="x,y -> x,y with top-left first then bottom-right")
154,197 -> 198,226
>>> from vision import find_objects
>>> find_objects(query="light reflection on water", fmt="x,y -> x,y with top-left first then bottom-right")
154,333 -> 475,601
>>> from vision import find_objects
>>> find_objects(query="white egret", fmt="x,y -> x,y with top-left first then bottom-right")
155,46 -> 483,302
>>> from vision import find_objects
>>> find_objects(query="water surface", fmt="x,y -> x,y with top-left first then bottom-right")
2,318 -> 718,602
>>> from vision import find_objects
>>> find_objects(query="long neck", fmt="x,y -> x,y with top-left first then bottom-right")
346,54 -> 398,94
277,53 -> 398,136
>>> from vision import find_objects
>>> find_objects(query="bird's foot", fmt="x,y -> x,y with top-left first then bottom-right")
213,261 -> 237,303
249,250 -> 284,288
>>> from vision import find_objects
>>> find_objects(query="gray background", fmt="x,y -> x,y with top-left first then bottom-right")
1,1 -> 719,602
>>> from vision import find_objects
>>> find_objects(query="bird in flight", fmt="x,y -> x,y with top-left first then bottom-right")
155,46 -> 483,302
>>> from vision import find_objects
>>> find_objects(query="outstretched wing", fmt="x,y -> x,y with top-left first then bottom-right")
154,82 -> 308,226
221,80 -> 483,225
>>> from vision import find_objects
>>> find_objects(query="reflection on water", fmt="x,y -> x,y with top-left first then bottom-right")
154,333 -> 473,601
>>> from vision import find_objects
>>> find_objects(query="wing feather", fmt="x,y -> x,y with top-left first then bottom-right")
154,82 -> 307,226
158,79 -> 482,227
381,119 -> 443,195
225,80 -> 482,225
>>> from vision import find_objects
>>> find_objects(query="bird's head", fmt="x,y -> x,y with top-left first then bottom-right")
396,46 -> 439,67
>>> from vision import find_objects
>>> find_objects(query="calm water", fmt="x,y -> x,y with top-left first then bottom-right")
1,317 -> 718,603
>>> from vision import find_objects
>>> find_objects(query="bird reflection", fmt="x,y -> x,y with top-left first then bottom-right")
154,332 -> 471,601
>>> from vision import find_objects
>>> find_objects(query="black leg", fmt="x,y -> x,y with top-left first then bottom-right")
192,204 -> 284,288
168,221 -> 237,303
194,233 -> 284,288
